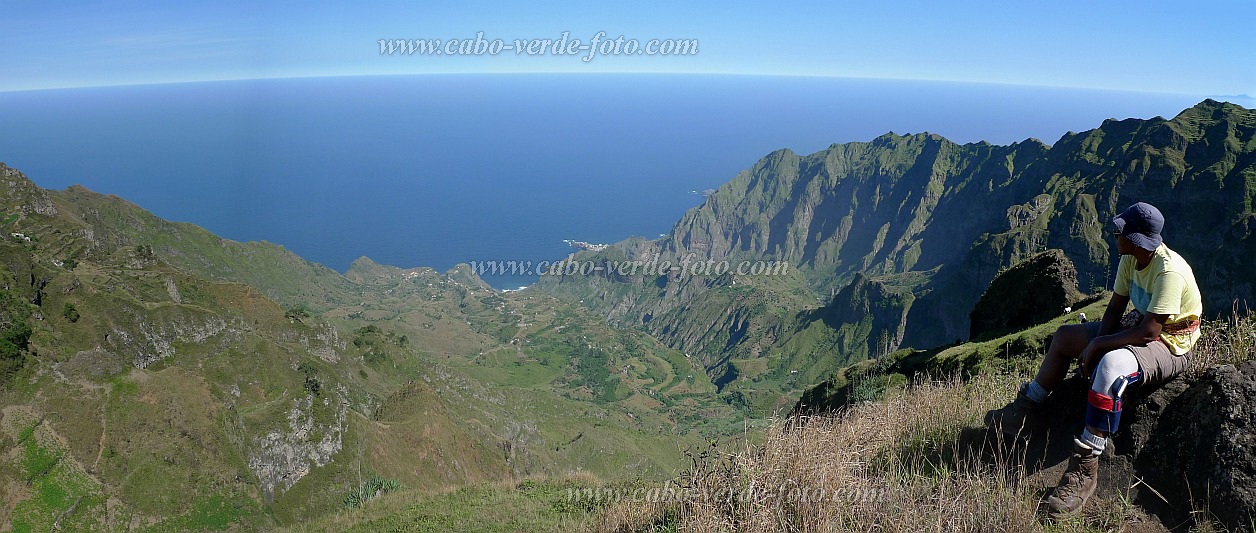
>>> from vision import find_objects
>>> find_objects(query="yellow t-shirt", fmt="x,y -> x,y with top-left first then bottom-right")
1112,243 -> 1202,355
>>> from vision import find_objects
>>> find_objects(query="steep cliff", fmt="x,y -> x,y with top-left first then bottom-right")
538,100 -> 1256,403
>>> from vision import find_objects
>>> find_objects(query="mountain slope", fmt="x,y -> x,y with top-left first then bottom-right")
0,166 -> 508,530
536,99 -> 1256,410
0,165 -> 733,530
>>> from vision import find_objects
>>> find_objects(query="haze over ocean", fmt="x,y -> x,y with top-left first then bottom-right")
0,74 -> 1207,288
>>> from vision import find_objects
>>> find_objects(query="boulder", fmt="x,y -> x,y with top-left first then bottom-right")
968,249 -> 1084,341
1119,361 -> 1256,531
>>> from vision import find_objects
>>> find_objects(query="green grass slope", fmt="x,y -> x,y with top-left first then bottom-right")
0,163 -> 745,530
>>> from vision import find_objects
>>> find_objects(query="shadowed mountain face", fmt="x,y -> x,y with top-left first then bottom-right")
537,100 -> 1256,405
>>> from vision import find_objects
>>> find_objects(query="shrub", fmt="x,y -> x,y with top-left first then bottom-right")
284,305 -> 310,322
342,474 -> 402,509
0,319 -> 31,380
62,302 -> 79,323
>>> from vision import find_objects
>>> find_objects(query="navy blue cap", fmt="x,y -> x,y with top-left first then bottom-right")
1113,202 -> 1164,251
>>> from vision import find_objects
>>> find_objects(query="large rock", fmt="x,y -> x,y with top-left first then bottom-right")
1119,361 -> 1256,531
968,249 -> 1083,341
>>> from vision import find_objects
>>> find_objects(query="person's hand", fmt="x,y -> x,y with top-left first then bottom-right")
1078,342 -> 1098,380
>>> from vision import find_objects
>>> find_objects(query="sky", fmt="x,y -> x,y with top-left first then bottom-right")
0,1 -> 1253,96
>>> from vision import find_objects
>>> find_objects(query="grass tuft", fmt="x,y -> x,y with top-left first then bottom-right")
343,474 -> 403,509
1188,302 -> 1256,374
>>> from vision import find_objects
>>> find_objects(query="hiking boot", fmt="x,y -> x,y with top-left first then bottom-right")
983,383 -> 1042,440
1044,439 -> 1100,517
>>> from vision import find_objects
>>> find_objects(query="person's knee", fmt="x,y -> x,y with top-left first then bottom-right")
1049,324 -> 1089,358
1064,323 -> 1092,342
1087,350 -> 1141,435
1091,349 -> 1139,392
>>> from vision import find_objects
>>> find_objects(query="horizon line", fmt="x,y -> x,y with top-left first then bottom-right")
0,71 -> 1230,99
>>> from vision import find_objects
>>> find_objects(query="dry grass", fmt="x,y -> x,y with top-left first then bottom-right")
597,309 -> 1256,533
595,372 -> 1043,532
1187,302 -> 1256,375
279,471 -> 611,533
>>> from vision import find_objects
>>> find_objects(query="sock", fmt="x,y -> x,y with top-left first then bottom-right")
1025,380 -> 1048,404
1077,429 -> 1106,456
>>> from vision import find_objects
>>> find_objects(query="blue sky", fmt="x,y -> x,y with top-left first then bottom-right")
1,1 -> 1252,96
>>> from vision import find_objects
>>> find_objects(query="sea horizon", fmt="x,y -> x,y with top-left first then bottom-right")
0,73 -> 1216,289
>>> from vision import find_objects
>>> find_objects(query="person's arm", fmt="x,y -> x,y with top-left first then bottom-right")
1097,292 -> 1130,337
1081,300 -> 1168,378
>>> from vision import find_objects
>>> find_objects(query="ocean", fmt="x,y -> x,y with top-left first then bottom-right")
0,74 -> 1207,289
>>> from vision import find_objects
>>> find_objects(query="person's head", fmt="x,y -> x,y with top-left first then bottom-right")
1112,202 -> 1164,255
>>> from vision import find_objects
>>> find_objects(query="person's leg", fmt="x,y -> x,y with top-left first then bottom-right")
1032,323 -> 1096,392
1129,341 -> 1190,387
1079,348 -> 1141,451
1046,348 -> 1140,517
986,322 -> 1098,435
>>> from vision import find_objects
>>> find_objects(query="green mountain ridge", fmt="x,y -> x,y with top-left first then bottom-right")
535,99 -> 1256,414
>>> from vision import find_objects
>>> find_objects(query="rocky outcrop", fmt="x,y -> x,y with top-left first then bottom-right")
968,249 -> 1084,340
1119,361 -> 1256,531
104,306 -> 242,368
304,322 -> 346,363
247,387 -> 350,502
1,165 -> 58,217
